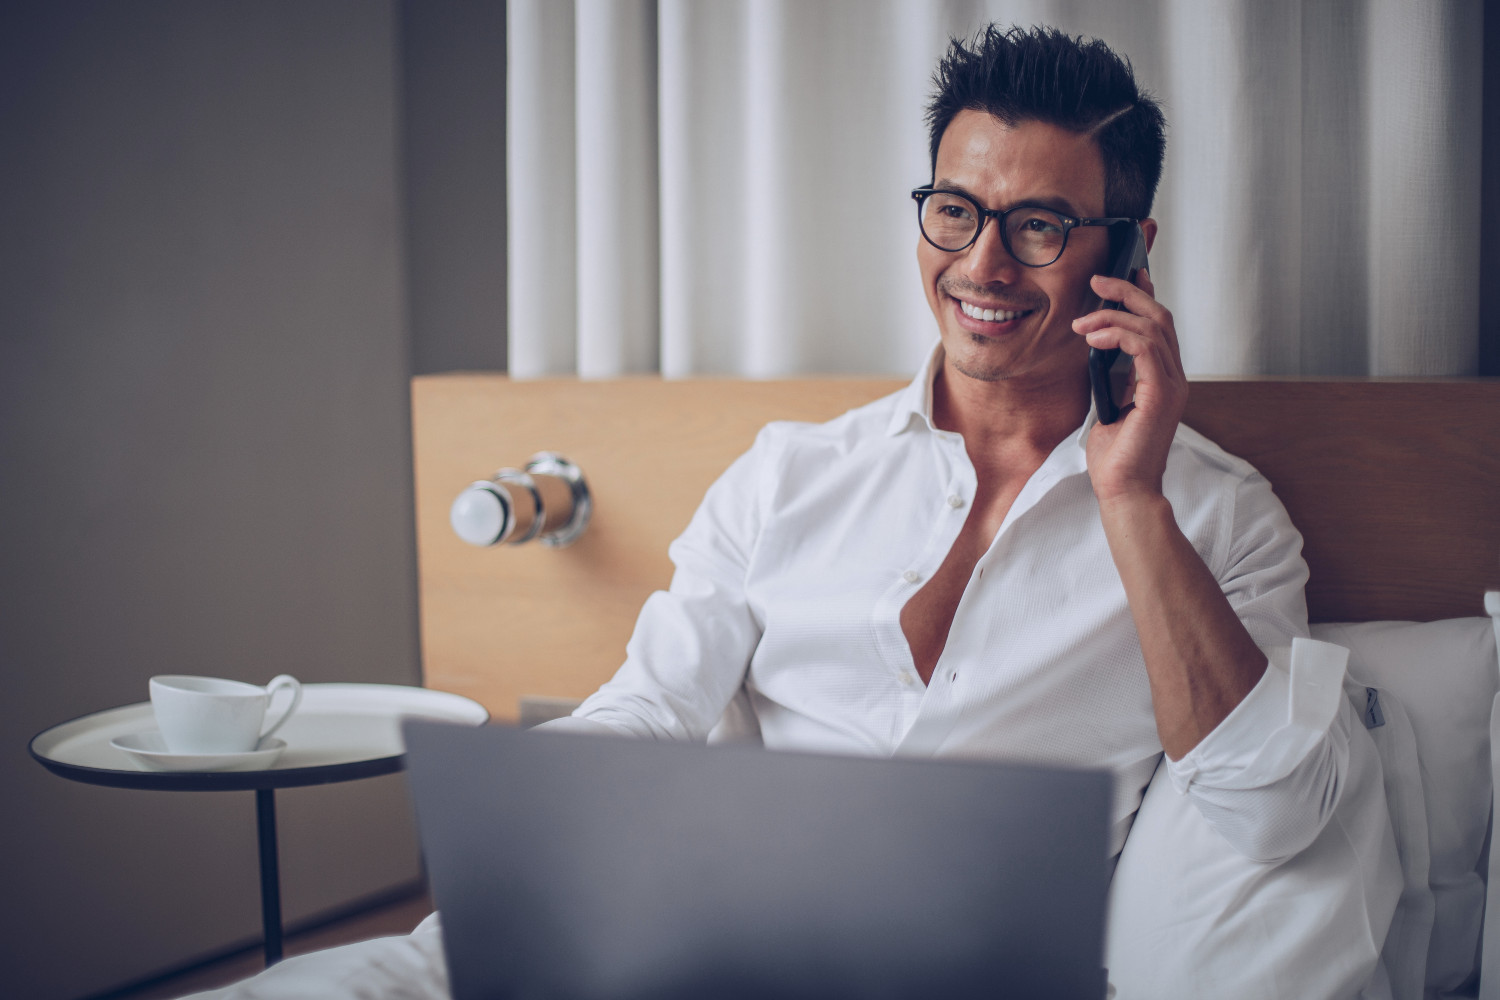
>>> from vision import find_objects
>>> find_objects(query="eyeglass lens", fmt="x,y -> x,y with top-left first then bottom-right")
919,192 -> 1068,266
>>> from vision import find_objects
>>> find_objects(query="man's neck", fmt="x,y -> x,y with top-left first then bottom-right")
931,356 -> 1091,473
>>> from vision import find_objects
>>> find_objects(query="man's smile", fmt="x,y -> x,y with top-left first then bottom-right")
937,273 -> 1047,337
958,300 -> 1035,324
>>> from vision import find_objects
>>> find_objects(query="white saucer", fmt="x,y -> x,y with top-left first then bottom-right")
109,731 -> 287,772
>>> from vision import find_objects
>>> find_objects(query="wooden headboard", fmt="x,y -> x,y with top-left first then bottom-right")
411,376 -> 1500,721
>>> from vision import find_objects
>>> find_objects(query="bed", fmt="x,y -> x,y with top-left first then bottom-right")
410,374 -> 1500,999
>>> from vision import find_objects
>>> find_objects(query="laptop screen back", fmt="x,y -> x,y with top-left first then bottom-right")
404,721 -> 1111,1000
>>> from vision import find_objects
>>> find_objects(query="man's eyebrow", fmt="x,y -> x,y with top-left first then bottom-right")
1021,195 -> 1084,218
928,180 -> 1083,219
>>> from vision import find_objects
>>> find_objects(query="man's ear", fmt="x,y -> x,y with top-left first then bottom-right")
1141,219 -> 1158,254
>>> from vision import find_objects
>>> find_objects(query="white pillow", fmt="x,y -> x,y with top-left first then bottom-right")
1483,592 -> 1500,1000
1484,682 -> 1500,1000
1352,676 -> 1434,998
1106,639 -> 1403,999
1313,614 -> 1500,997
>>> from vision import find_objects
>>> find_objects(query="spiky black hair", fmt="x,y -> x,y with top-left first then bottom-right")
926,25 -> 1167,219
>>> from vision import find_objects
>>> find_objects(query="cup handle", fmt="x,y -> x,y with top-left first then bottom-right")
259,674 -> 303,741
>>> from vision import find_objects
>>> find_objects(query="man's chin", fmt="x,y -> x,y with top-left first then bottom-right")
948,338 -> 1017,383
949,359 -> 1015,383
944,329 -> 1087,388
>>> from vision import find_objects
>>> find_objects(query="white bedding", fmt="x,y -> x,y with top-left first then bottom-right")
179,913 -> 449,1000
1105,639 -> 1403,999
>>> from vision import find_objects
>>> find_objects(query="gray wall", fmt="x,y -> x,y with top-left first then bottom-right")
0,2 -> 488,996
403,0 -> 509,375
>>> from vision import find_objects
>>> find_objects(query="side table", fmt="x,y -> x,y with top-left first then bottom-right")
30,683 -> 488,966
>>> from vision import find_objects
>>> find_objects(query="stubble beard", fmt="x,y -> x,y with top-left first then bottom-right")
935,275 -> 1050,384
950,336 -> 1012,382
948,327 -> 1090,393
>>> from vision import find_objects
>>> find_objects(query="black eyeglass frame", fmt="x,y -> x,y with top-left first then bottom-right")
910,186 -> 1138,267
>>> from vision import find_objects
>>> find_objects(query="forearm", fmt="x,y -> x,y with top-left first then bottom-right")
1098,492 -> 1268,759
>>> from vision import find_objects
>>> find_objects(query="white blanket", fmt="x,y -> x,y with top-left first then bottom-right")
180,912 -> 450,1000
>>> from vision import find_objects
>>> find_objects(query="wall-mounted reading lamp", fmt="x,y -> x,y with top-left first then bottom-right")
449,453 -> 591,548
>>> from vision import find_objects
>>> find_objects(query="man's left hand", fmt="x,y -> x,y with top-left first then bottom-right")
1071,269 -> 1187,505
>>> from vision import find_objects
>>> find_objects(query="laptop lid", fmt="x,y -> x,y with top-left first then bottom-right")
403,721 -> 1112,1000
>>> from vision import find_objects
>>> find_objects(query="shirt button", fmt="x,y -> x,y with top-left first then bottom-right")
902,570 -> 922,584
947,494 -> 965,509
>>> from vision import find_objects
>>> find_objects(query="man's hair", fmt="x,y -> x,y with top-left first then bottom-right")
925,25 -> 1167,220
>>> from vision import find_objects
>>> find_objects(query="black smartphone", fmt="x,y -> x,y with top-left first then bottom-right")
1086,222 -> 1149,424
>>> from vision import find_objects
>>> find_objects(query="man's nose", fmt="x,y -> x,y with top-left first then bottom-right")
959,220 -> 1023,285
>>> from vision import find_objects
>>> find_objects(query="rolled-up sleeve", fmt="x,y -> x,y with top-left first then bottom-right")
1166,639 -> 1354,862
1164,471 -> 1349,862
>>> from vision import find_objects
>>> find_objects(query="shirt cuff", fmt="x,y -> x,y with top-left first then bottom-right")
532,715 -> 633,738
1167,637 -> 1349,793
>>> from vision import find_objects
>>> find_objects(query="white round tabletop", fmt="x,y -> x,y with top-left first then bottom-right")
31,683 -> 489,791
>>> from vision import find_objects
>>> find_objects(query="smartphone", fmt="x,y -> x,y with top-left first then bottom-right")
1086,222 -> 1149,424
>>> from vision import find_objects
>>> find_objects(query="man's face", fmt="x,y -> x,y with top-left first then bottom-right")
918,111 -> 1114,386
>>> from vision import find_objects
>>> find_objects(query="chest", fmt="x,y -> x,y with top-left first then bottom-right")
744,449 -> 1124,678
740,437 -> 1171,755
899,479 -> 1026,683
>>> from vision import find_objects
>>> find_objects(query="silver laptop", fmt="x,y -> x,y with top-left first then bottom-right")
403,721 -> 1111,999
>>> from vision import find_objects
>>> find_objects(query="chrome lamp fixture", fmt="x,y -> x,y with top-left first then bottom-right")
449,453 -> 591,548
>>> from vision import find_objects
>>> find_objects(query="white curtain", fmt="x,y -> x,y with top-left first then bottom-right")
507,0 -> 1483,379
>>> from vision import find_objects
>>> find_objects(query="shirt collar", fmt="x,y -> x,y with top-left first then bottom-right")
884,341 -> 945,437
886,340 -> 1100,459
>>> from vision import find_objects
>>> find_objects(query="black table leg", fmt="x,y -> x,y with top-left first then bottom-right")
255,788 -> 284,966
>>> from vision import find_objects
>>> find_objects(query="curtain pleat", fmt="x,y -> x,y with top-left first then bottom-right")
509,0 -> 1484,378
1365,0 -> 1483,375
1165,0 -> 1305,376
658,0 -> 749,376
1299,0 -> 1369,374
507,0 -> 576,376
576,0 -> 659,377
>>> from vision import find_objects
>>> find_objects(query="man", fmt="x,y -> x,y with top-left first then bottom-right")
547,24 -> 1341,864
189,25 -> 1373,999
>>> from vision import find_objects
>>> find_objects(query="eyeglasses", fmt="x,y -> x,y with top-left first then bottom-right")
911,187 -> 1136,267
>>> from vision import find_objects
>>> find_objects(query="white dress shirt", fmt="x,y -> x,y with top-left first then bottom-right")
566,346 -> 1349,859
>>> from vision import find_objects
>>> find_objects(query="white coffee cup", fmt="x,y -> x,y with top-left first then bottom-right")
149,674 -> 302,754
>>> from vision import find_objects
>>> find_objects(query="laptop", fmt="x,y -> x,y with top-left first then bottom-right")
403,720 -> 1112,1000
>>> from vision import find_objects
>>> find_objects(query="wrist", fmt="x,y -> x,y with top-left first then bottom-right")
1095,488 -> 1171,522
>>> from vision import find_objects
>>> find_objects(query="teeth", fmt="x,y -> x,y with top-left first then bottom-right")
961,301 -> 1029,322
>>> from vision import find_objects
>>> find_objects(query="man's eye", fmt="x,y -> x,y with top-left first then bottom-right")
939,203 -> 973,220
1021,216 -> 1063,234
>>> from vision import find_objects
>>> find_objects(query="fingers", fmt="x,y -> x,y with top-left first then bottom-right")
1084,274 -> 1173,336
1073,272 -> 1181,369
1072,279 -> 1184,393
1093,271 -> 1153,306
1078,324 -> 1181,385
